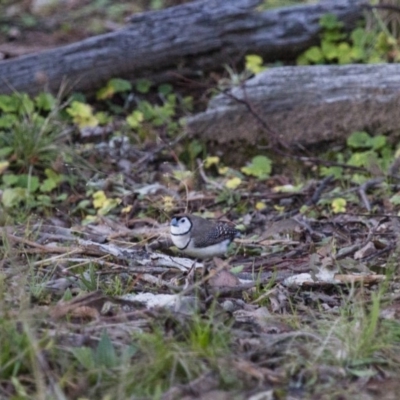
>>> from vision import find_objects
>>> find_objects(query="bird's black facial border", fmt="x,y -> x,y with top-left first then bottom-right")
170,216 -> 192,236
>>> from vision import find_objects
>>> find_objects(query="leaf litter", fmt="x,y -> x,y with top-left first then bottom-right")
2,129 -> 400,398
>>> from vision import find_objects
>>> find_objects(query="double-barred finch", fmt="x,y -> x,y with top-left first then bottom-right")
170,214 -> 240,259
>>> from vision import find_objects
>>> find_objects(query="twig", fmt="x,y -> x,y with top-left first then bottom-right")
196,158 -> 224,190
364,4 -> 400,14
131,131 -> 188,171
358,177 -> 384,212
276,175 -> 335,220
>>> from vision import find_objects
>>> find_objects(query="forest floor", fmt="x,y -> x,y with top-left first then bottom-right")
1,1 -> 400,399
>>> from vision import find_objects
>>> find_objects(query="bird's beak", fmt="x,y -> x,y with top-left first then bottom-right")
171,218 -> 179,227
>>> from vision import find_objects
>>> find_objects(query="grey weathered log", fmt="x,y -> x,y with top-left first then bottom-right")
0,0 -> 365,96
186,64 -> 400,145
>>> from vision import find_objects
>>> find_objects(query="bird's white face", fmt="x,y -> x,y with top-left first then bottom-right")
170,216 -> 192,250
170,216 -> 192,235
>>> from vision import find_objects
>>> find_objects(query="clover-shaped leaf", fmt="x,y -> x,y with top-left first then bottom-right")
241,155 -> 272,180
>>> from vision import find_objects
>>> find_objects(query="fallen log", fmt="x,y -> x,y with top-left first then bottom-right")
0,0 -> 365,96
186,63 -> 400,146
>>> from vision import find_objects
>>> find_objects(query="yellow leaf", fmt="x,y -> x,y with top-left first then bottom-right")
225,177 -> 241,189
82,215 -> 97,225
121,205 -> 132,214
0,161 -> 9,174
204,156 -> 220,168
173,170 -> 193,181
66,101 -> 99,128
93,190 -> 107,209
97,197 -> 121,216
273,184 -> 302,193
163,195 -> 175,212
218,166 -> 229,175
245,54 -> 266,74
332,198 -> 346,214
255,201 -> 266,210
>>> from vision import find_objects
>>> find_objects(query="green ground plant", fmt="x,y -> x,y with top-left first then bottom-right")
297,13 -> 399,65
0,92 -> 71,218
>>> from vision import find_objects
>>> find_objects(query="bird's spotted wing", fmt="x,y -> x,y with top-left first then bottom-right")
192,220 -> 240,248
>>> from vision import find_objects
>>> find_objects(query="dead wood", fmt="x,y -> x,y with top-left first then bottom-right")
0,0 -> 365,96
186,63 -> 400,145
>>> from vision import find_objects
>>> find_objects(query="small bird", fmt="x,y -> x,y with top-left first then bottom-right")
170,214 -> 240,259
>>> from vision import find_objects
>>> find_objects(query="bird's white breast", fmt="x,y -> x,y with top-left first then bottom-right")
170,231 -> 191,250
181,239 -> 231,259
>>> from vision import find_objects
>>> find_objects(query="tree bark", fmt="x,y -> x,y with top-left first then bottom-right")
0,0 -> 365,96
186,64 -> 400,146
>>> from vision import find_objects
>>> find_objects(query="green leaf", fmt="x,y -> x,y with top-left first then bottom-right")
347,151 -> 375,168
71,347 -> 95,370
17,93 -> 35,115
95,111 -> 111,125
350,46 -> 364,61
370,135 -> 386,150
320,166 -> 343,180
95,331 -> 117,368
296,53 -> 310,65
350,27 -> 365,47
337,42 -> 352,64
324,30 -> 346,42
109,78 -> 131,93
319,14 -> 343,30
0,145 -> 13,160
1,187 -> 27,207
390,194 -> 400,206
138,100 -> 155,120
375,32 -> 396,53
241,155 -> 272,179
136,79 -> 152,94
347,131 -> 372,149
40,168 -> 64,193
188,140 -> 203,159
230,265 -> 244,274
2,174 -> 19,186
57,193 -> 68,201
321,40 -> 338,60
351,173 -> 368,185
36,194 -> 52,206
35,93 -> 56,111
0,94 -> 19,112
158,83 -> 173,95
4,174 -> 40,192
18,175 -> 40,193
74,199 -> 91,213
302,46 -> 324,64
126,110 -> 144,129
40,177 -> 59,193
97,78 -> 132,100
0,114 -> 17,128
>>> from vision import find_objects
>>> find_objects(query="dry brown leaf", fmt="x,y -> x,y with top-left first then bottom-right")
354,241 -> 376,259
208,269 -> 241,288
50,291 -> 107,319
